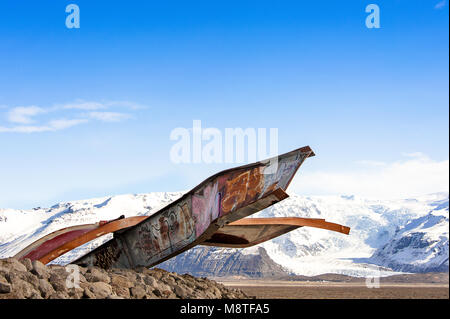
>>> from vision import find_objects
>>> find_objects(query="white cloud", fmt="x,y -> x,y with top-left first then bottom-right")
58,100 -> 146,111
0,118 -> 88,133
106,101 -> 146,110
60,101 -> 106,110
87,111 -> 131,122
0,99 -> 142,133
0,125 -> 48,133
291,153 -> 449,199
355,160 -> 386,167
435,0 -> 447,9
48,119 -> 89,130
402,152 -> 427,158
7,106 -> 45,124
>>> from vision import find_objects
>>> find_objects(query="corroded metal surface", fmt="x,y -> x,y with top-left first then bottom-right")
15,224 -> 98,261
74,146 -> 315,269
202,217 -> 350,248
14,216 -> 147,264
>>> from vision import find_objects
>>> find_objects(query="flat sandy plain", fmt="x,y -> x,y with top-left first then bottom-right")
219,273 -> 449,299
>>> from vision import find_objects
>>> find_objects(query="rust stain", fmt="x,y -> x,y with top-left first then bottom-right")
221,167 -> 265,213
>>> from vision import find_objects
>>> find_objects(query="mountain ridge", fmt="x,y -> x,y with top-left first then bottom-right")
0,191 -> 448,277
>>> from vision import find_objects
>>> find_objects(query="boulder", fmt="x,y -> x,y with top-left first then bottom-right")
130,286 -> 146,299
112,285 -> 130,298
173,285 -> 194,299
0,276 -> 11,294
85,267 -> 110,283
20,258 -> 33,271
11,279 -> 38,298
85,282 -> 113,299
49,274 -> 68,293
38,278 -> 55,298
1,258 -> 27,273
31,260 -> 49,279
110,274 -> 133,288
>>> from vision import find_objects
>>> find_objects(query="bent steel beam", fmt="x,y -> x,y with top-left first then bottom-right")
73,146 -> 315,269
14,216 -> 147,264
201,217 -> 350,248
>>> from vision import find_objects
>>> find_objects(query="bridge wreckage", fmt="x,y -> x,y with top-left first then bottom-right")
15,146 -> 350,269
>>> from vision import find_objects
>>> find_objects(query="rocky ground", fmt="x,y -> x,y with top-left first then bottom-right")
0,258 -> 249,299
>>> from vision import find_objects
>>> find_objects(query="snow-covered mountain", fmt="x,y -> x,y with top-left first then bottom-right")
242,192 -> 448,276
0,191 -> 448,277
368,197 -> 448,273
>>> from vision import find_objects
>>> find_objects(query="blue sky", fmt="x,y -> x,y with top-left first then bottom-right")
0,1 -> 448,208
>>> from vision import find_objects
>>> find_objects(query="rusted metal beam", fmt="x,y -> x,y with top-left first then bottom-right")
73,146 -> 315,269
201,217 -> 350,248
14,216 -> 147,264
229,217 -> 350,234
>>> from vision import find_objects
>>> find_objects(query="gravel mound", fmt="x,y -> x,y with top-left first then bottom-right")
0,258 -> 249,299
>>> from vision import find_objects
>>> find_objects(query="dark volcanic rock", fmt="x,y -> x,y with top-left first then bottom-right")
0,258 -> 249,299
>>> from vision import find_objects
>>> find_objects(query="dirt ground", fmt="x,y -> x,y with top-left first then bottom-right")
221,281 -> 449,299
